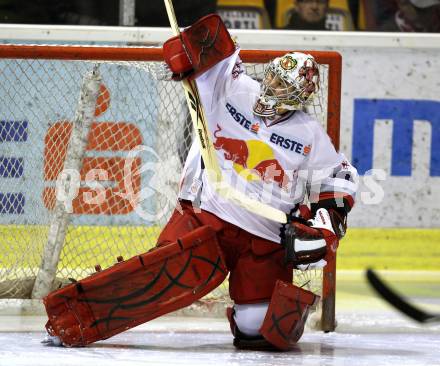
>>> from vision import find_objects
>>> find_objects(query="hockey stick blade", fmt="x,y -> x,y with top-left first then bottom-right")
366,269 -> 440,324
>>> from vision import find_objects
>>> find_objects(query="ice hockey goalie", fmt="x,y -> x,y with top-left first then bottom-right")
44,14 -> 358,351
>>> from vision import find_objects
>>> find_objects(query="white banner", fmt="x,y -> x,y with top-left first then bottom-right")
338,47 -> 440,227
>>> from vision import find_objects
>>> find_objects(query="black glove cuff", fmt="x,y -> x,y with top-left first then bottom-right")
311,197 -> 349,239
311,196 -> 351,217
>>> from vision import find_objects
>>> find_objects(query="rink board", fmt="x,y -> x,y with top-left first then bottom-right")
0,226 -> 439,270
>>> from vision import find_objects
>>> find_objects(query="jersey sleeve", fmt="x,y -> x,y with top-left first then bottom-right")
312,154 -> 358,214
178,140 -> 202,202
194,47 -> 243,114
301,120 -> 358,214
180,47 -> 242,198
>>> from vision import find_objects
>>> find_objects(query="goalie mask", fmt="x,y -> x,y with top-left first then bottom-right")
253,52 -> 320,118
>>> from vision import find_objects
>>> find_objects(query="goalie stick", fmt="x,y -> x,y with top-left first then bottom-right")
366,269 -> 440,324
163,0 -> 287,224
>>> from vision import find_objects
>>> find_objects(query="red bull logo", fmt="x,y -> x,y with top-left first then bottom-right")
213,124 -> 290,189
213,124 -> 249,168
253,159 -> 289,189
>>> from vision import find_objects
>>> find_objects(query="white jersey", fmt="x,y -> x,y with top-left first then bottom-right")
179,49 -> 357,243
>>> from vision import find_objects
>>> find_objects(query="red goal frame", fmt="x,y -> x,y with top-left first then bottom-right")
0,44 -> 341,332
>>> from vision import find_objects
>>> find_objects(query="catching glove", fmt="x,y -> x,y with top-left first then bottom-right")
163,14 -> 236,80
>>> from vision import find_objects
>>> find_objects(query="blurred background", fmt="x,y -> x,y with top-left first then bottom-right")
0,0 -> 439,32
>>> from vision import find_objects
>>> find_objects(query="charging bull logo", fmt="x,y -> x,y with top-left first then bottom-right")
213,124 -> 290,189
213,125 -> 249,168
253,159 -> 289,189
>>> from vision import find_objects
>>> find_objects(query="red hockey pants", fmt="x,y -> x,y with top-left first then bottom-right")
157,200 -> 292,304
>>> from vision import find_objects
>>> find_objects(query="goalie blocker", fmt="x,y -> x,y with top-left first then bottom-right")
44,226 -> 227,347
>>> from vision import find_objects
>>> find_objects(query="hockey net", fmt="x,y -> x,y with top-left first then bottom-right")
0,45 -> 341,331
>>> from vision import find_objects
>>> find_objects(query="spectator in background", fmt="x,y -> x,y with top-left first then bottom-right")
283,0 -> 354,31
349,0 -> 396,31
379,0 -> 440,32
284,0 -> 328,30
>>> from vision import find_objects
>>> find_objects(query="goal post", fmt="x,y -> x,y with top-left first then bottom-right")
0,44 -> 341,331
31,66 -> 102,299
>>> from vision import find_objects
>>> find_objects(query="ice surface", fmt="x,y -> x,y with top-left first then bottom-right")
0,311 -> 439,366
1,271 -> 439,366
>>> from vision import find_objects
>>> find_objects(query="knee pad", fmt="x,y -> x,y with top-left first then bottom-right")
44,225 -> 227,347
226,305 -> 276,351
226,280 -> 318,351
260,280 -> 320,350
233,303 -> 269,336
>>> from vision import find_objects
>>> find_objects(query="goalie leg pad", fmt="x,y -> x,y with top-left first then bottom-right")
259,280 -> 320,351
44,225 -> 227,347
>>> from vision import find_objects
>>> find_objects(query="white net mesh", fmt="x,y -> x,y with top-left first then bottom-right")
0,49 -> 330,304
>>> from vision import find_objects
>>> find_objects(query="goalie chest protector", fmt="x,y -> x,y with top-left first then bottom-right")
44,225 -> 227,346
